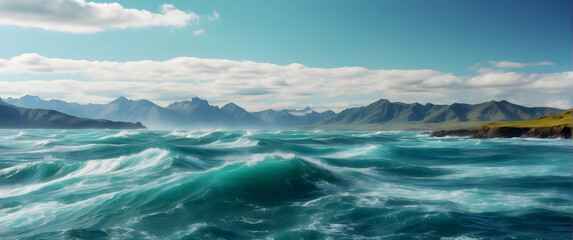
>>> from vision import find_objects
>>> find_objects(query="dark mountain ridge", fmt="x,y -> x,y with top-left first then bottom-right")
5,95 -> 103,118
221,102 -> 266,127
167,97 -> 234,125
95,97 -> 186,129
319,99 -> 562,130
0,98 -> 145,129
252,107 -> 335,128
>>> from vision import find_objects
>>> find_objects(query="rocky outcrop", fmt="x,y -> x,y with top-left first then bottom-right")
472,125 -> 571,139
427,129 -> 477,137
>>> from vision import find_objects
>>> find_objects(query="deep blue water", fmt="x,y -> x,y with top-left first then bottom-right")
0,129 -> 571,239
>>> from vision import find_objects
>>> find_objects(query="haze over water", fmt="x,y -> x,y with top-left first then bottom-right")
1,129 -> 571,239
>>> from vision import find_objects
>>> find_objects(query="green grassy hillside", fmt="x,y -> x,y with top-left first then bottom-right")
484,109 -> 572,128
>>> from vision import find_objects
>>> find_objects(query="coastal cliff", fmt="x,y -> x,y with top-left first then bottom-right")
430,109 -> 572,139
473,125 -> 571,139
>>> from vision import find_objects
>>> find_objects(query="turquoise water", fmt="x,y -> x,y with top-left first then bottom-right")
0,129 -> 571,239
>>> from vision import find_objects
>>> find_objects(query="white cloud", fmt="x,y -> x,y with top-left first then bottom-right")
0,54 -> 445,89
541,99 -> 572,109
193,29 -> 204,36
0,53 -> 571,110
0,0 -> 199,33
467,70 -> 527,87
489,61 -> 555,68
468,62 -> 481,71
421,73 -> 461,87
208,10 -> 220,21
528,72 -> 573,89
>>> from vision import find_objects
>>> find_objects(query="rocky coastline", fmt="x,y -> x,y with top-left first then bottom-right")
429,125 -> 571,139
427,129 -> 477,137
472,125 -> 571,139
429,109 -> 572,139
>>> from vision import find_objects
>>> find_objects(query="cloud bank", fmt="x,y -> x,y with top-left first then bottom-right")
0,54 -> 571,110
489,61 -> 555,68
0,0 -> 199,33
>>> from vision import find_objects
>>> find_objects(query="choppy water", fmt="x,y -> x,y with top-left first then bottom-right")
0,129 -> 571,239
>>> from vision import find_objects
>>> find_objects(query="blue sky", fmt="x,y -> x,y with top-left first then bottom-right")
0,0 -> 571,111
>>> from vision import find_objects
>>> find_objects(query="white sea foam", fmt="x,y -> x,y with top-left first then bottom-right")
439,165 -> 568,179
16,143 -> 100,154
441,236 -> 481,240
325,145 -> 378,159
168,130 -> 218,139
206,137 -> 258,148
0,192 -> 118,230
0,148 -> 170,198
34,139 -> 55,146
305,218 -> 356,238
245,152 -> 296,166
98,130 -> 141,139
241,216 -> 264,224
169,223 -> 209,239
362,183 -> 573,213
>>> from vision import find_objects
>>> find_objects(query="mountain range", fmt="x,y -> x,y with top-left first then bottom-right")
3,95 -> 564,130
4,95 -> 335,129
0,98 -> 144,129
318,99 -> 563,130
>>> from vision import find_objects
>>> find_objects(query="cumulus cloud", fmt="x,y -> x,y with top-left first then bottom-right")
0,54 -> 447,91
421,73 -> 461,87
489,61 -> 555,68
528,72 -> 573,89
0,0 -> 199,33
467,70 -> 527,87
0,53 -> 571,110
193,29 -> 204,36
207,10 -> 220,21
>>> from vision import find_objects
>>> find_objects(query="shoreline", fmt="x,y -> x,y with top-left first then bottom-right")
428,126 -> 572,139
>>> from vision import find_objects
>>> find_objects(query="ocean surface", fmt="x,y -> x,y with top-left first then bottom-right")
0,129 -> 571,240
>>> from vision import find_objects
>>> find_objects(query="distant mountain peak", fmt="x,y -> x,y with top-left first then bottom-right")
222,102 -> 247,112
191,96 -> 208,104
136,99 -> 154,105
21,95 -> 42,101
113,96 -> 129,103
222,102 -> 242,111
224,102 -> 239,107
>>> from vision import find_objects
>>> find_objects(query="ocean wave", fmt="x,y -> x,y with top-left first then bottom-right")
206,137 -> 259,149
166,130 -> 215,139
97,130 -> 143,140
1,129 -> 571,239
0,159 -> 70,185
0,148 -> 171,198
0,192 -> 120,236
244,152 -> 296,166
324,144 -> 378,159
197,155 -> 345,206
